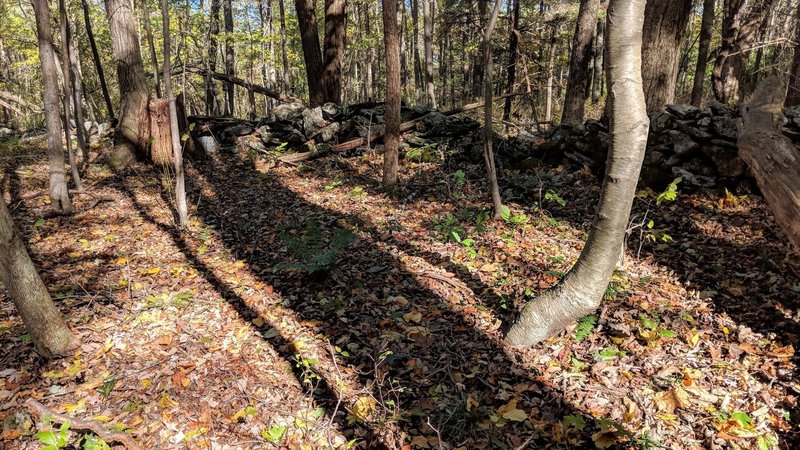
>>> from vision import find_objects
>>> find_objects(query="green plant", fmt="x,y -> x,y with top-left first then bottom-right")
574,315 -> 597,342
656,177 -> 681,206
433,213 -> 466,241
544,190 -> 567,207
275,220 -> 356,274
293,355 -> 321,385
35,420 -> 70,450
81,435 -> 111,450
324,179 -> 343,190
452,170 -> 466,188
499,205 -> 529,227
450,231 -> 477,258
261,424 -> 287,443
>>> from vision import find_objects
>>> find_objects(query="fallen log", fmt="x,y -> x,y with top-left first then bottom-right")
25,398 -> 142,450
279,93 -> 522,164
738,75 -> 800,253
186,68 -> 301,105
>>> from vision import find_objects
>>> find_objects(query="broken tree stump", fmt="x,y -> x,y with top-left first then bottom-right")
738,75 -> 800,253
148,98 -> 173,166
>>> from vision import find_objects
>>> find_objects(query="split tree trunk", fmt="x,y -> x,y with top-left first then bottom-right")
322,0 -> 346,104
506,0 -> 649,346
738,76 -> 800,252
105,0 -> 150,168
640,0 -> 693,112
0,197 -> 76,357
295,0 -> 324,106
482,0 -> 503,219
32,0 -> 72,213
561,0 -> 599,123
382,0 -> 400,187
691,0 -> 715,106
161,0 -> 188,227
81,0 -> 114,121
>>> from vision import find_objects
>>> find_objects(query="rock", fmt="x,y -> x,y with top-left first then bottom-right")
302,107 -> 327,137
666,104 -> 702,119
564,151 -> 596,168
270,102 -> 305,122
645,150 -> 667,166
0,127 -> 14,137
420,112 -> 450,130
319,122 -> 339,142
672,166 -> 716,188
709,138 -> 737,148
650,112 -> 675,133
697,117 -> 711,127
702,145 -> 746,177
666,130 -> 699,156
321,102 -> 341,119
710,116 -> 739,140
677,121 -> 714,141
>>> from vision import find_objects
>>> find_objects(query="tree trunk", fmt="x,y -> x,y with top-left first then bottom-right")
785,3 -> 800,107
68,22 -> 89,162
562,0 -> 598,123
278,0 -> 290,90
81,0 -> 114,121
223,0 -> 235,115
544,26 -> 557,124
712,0 -> 776,103
691,0 -> 715,106
506,0 -> 649,346
502,0 -> 520,121
472,0 -> 487,99
591,17 -> 605,104
161,0 -> 188,226
206,0 -> 221,115
322,0 -> 346,104
364,2 -> 374,101
295,0 -> 324,106
640,0 -> 692,112
738,76 -> 800,252
142,0 -> 162,99
0,197 -> 77,357
58,0 -> 83,193
32,0 -> 72,213
382,0 -> 400,187
422,0 -> 435,108
483,0 -> 503,219
104,0 -> 149,168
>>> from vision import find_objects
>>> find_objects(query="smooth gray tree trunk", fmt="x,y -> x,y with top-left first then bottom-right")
506,0 -> 649,346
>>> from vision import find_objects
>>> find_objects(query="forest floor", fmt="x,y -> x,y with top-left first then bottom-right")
1,135 -> 799,450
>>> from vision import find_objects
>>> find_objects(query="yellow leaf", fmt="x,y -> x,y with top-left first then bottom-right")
252,317 -> 264,327
91,416 -> 113,423
688,329 -> 700,347
141,379 -> 152,388
403,310 -> 423,324
145,267 -> 161,275
351,396 -> 376,422
159,393 -> 177,409
64,399 -> 86,413
653,386 -> 690,414
622,397 -> 639,423
68,252 -> 81,258
116,257 -> 129,265
498,400 -> 527,422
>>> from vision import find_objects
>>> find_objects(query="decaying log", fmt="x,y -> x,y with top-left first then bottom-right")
187,67 -> 301,105
25,398 -> 142,450
148,98 -> 173,166
738,75 -> 800,253
279,93 -> 521,164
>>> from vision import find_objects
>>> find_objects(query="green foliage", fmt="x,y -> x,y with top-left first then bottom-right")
81,435 -> 111,450
324,180 -> 343,190
261,424 -> 287,443
433,213 -> 466,241
452,170 -> 466,188
275,220 -> 356,274
594,347 -> 625,362
544,190 -> 567,207
574,315 -> 597,342
499,205 -> 529,227
35,420 -> 70,450
656,177 -> 681,206
450,231 -> 477,258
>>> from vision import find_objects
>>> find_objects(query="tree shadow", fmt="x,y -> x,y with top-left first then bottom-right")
127,151 -> 602,448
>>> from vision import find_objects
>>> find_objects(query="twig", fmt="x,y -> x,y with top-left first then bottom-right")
25,398 -> 142,450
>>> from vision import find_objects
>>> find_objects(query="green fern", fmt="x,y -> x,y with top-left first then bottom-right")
574,315 -> 597,342
275,220 -> 356,274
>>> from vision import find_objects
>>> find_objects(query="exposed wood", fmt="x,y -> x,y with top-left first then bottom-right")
26,399 -> 141,450
188,68 -> 301,104
738,75 -> 800,252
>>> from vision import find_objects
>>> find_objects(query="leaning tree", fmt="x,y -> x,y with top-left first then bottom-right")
506,0 -> 649,346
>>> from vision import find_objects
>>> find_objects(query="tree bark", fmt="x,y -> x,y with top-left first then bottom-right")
58,0 -> 83,193
161,0 -> 188,226
591,17 -> 605,104
483,0 -> 503,219
68,22 -> 89,162
104,0 -> 150,168
278,0 -> 290,90
81,0 -> 114,121
223,0 -> 235,115
502,0 -> 520,121
0,196 -> 76,357
142,0 -> 162,99
295,0 -> 324,106
738,76 -> 800,252
32,0 -> 72,213
785,2 -> 800,107
422,0 -> 435,108
640,0 -> 693,112
322,0 -> 346,104
561,0 -> 599,123
544,26 -> 557,124
206,0 -> 221,115
506,0 -> 649,346
712,0 -> 777,103
691,0 -> 715,106
382,0 -> 400,187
